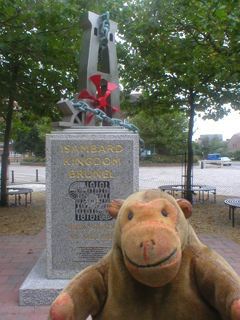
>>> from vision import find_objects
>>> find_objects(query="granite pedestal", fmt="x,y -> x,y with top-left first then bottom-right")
19,127 -> 139,305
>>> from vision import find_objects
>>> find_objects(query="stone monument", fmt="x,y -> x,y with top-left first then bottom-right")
19,11 -> 139,305
46,128 -> 139,279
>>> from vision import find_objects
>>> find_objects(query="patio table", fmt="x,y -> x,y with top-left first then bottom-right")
224,198 -> 240,227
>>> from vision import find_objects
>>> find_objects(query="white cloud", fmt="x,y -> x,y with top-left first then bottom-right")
193,108 -> 240,141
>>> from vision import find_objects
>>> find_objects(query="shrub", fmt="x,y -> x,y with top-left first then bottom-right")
21,157 -> 45,164
232,151 -> 240,161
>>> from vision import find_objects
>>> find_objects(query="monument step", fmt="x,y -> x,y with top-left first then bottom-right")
19,250 -> 70,306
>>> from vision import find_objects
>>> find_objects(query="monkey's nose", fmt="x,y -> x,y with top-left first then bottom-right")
140,240 -> 155,248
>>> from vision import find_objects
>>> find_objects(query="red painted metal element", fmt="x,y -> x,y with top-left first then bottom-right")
78,75 -> 121,124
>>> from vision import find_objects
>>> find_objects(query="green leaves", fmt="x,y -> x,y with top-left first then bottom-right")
215,6 -> 228,21
117,0 -> 240,119
131,110 -> 188,154
0,0 -> 123,159
115,0 -> 240,200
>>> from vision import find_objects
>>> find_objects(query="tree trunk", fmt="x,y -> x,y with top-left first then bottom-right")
0,97 -> 14,206
185,89 -> 195,203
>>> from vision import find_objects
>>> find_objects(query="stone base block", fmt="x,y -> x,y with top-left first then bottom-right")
19,250 -> 70,306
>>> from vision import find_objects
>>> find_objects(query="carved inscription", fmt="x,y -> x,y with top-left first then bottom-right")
61,144 -> 123,154
68,223 -> 114,241
74,247 -> 110,262
60,143 -> 123,179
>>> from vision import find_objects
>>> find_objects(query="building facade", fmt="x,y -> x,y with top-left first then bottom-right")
228,133 -> 240,151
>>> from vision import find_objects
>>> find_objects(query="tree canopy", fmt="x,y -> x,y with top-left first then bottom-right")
117,0 -> 240,113
116,0 -> 240,201
0,0 -> 113,205
1,0 -> 78,115
131,110 -> 188,155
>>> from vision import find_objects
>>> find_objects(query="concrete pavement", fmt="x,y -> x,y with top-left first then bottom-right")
8,163 -> 240,196
139,163 -> 240,196
7,164 -> 46,192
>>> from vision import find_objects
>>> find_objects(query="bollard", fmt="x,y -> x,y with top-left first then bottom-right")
11,170 -> 14,183
36,169 -> 39,182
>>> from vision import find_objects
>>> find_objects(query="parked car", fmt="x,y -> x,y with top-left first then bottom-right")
221,157 -> 232,166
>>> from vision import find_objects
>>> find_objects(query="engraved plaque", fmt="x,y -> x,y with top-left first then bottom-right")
69,181 -> 112,221
74,247 -> 110,262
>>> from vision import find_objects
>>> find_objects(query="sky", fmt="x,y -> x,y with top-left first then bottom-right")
193,108 -> 240,141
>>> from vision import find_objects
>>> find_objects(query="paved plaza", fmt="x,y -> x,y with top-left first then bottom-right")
8,162 -> 240,196
0,163 -> 240,319
139,163 -> 240,196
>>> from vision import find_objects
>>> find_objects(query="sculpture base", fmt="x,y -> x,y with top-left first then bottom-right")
19,250 -> 70,306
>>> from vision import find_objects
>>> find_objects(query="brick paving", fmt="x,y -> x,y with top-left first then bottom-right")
0,228 -> 48,320
0,228 -> 240,320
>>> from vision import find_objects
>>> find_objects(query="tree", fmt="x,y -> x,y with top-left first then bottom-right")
131,110 -> 188,154
0,0 -> 110,205
11,116 -> 52,158
207,136 -> 229,156
116,0 -> 240,202
13,126 -> 45,158
195,135 -> 229,158
200,137 -> 212,159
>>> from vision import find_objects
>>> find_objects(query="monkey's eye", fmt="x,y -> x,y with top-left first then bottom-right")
161,209 -> 168,217
128,212 -> 133,220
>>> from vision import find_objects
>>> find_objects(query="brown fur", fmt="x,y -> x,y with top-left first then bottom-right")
49,190 -> 240,320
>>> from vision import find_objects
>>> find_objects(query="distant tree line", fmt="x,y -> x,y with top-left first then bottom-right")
194,136 -> 240,161
12,118 -> 51,158
130,110 -> 188,159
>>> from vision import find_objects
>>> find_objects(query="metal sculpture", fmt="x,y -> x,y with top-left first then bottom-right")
54,11 -> 121,127
78,11 -> 120,125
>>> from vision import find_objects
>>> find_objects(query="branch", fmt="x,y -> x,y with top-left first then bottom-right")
201,74 -> 215,85
173,17 -> 208,47
36,20 -> 80,36
0,1 -> 36,26
0,8 -> 21,25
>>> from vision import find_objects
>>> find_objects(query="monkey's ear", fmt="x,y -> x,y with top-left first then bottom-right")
176,199 -> 192,219
108,199 -> 125,219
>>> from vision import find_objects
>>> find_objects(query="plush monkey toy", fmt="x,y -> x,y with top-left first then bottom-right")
49,189 -> 240,320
